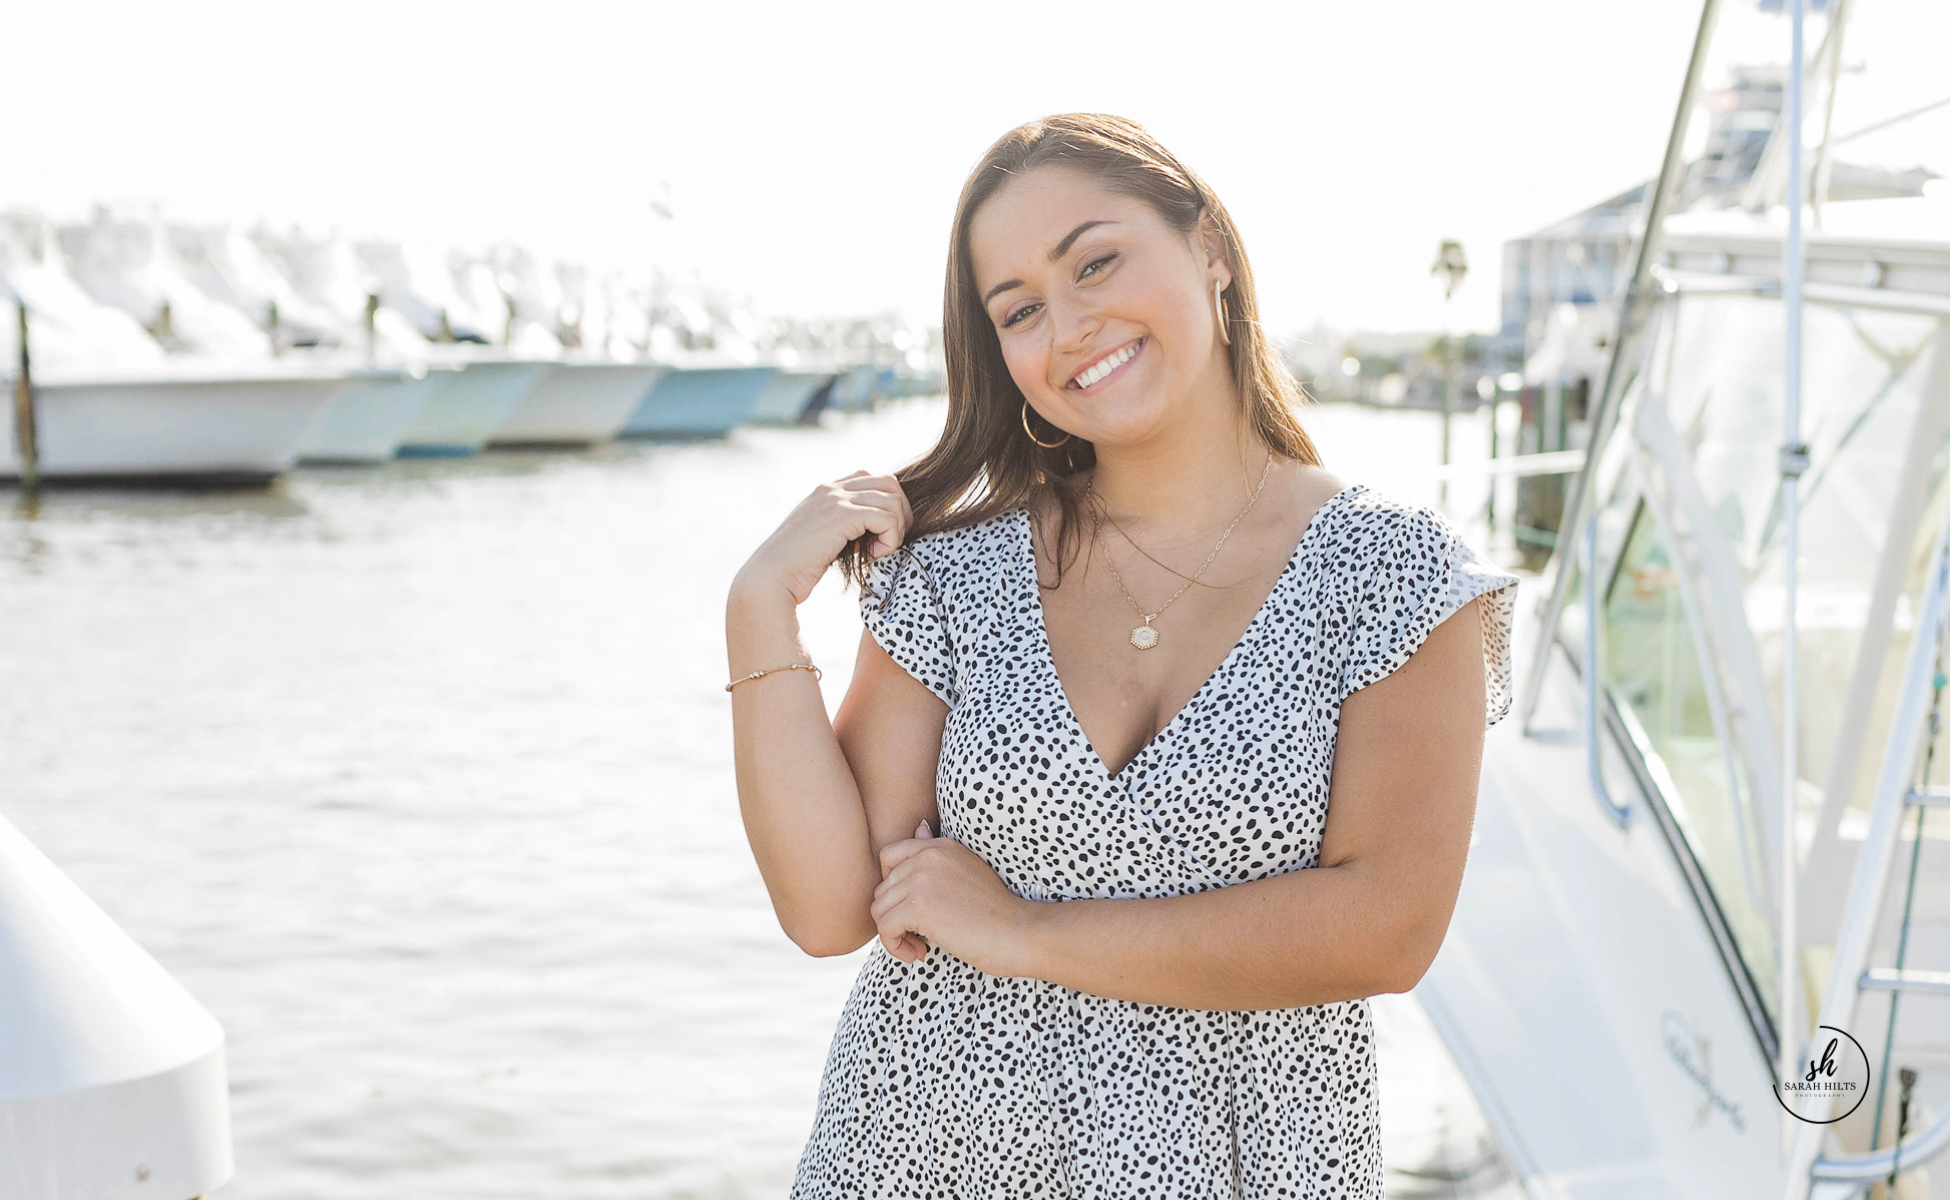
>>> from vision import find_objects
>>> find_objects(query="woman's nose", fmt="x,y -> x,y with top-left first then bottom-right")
1047,294 -> 1101,354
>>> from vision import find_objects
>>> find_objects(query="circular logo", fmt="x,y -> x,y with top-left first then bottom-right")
1774,1025 -> 1872,1124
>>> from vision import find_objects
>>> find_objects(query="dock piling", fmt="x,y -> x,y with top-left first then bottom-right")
10,295 -> 39,491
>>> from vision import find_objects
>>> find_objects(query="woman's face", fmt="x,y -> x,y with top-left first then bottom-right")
967,164 -> 1232,445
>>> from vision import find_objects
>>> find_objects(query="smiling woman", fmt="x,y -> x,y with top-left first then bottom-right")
723,113 -> 1520,1199
876,112 -> 1323,582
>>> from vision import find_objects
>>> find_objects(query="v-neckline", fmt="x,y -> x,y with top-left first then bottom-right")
1017,482 -> 1363,785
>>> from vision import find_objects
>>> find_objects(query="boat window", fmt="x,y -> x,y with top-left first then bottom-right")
1659,296 -> 1944,851
1603,498 -> 1779,1022
1554,369 -> 1649,665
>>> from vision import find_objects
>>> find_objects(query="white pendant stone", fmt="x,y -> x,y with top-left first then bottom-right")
1130,624 -> 1160,650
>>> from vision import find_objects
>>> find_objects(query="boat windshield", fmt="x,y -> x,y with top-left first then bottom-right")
1567,289 -> 1946,1029
1660,295 -> 1943,844
1610,492 -> 1781,1011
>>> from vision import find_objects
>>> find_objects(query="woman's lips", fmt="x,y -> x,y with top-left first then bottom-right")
1068,338 -> 1144,391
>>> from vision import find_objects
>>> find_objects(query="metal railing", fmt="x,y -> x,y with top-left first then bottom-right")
1791,497 -> 1950,1199
1516,0 -> 1724,737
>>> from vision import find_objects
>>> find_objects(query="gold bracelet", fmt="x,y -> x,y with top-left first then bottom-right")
725,661 -> 822,691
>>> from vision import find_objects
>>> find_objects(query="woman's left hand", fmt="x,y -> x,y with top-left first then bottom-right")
873,821 -> 1040,976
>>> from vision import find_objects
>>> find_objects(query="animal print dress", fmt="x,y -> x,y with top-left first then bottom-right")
791,482 -> 1521,1199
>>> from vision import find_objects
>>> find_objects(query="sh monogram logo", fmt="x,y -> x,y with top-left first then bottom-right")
1774,1025 -> 1871,1124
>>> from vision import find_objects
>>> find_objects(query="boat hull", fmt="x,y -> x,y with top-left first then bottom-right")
618,366 -> 778,438
1415,597 -> 1785,1197
488,362 -> 667,447
2,375 -> 344,484
797,374 -> 840,425
830,364 -> 879,413
297,371 -> 447,465
395,361 -> 549,457
746,370 -> 835,426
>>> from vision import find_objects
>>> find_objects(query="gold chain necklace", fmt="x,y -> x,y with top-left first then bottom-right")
1085,453 -> 1276,651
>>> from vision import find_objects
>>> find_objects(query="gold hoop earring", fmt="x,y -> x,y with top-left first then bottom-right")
1213,279 -> 1232,346
1020,400 -> 1071,448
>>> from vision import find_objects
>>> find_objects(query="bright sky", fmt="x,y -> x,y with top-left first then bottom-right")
3,0 -> 1712,335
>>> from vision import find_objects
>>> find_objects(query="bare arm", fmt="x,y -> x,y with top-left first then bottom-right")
870,597 -> 1489,1008
727,471 -> 948,958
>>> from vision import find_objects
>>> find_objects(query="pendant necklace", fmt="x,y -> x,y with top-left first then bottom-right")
1085,453 -> 1276,651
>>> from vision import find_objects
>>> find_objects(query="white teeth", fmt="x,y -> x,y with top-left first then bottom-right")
1073,341 -> 1138,389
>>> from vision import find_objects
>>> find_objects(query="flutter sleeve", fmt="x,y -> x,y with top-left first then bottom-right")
1338,503 -> 1523,727
858,543 -> 958,709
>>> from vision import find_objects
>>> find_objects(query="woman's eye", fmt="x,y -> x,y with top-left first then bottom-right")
1002,302 -> 1042,329
1079,252 -> 1118,279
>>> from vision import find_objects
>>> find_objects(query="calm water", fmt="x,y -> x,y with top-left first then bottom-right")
0,396 -> 1520,1199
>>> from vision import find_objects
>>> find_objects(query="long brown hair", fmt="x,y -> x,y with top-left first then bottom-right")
838,112 -> 1323,592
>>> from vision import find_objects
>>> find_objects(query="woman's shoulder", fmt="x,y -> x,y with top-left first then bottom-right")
864,505 -> 1020,610
896,506 -> 1021,570
1322,482 -> 1524,722
1316,481 -> 1519,602
1334,480 -> 1440,530
1309,481 -> 1450,569
1322,479 -> 1522,608
1338,481 -> 1519,567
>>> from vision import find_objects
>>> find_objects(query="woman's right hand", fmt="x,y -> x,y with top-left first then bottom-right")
731,469 -> 913,609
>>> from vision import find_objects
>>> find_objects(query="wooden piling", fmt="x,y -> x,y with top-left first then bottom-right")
11,298 -> 37,491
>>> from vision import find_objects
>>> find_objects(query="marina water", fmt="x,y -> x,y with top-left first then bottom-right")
0,396 -> 1520,1198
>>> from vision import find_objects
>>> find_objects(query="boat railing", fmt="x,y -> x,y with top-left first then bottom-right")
1516,0 -> 1725,737
1581,504 -> 1631,827
1425,448 -> 1585,481
1790,489 -> 1950,1199
1651,264 -> 1950,318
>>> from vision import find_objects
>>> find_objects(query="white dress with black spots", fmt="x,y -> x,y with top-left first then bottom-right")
791,481 -> 1521,1199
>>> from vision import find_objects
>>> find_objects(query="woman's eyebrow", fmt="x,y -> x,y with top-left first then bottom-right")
983,277 -> 1022,306
982,219 -> 1121,307
1048,219 -> 1114,262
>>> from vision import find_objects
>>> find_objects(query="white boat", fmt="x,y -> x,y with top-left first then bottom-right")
170,223 -> 348,354
1,212 -> 168,370
1425,2 -> 1950,1195
557,262 -> 651,362
746,369 -> 837,426
395,357 -> 550,456
829,363 -> 880,413
155,226 -> 462,468
347,239 -> 496,347
4,360 -> 347,484
0,813 -> 231,1198
263,232 -> 451,359
298,365 -> 455,465
56,209 -> 271,359
796,373 -> 842,424
618,364 -> 779,438
1,215 -> 351,484
488,360 -> 667,447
